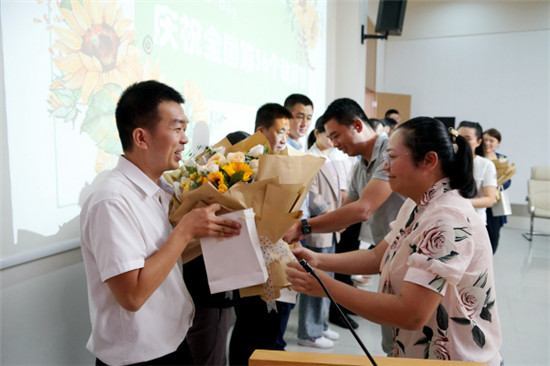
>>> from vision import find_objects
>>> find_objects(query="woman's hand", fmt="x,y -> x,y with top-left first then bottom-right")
286,261 -> 327,298
291,246 -> 320,268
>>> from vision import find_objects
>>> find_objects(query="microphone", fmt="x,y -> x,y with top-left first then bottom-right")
299,259 -> 378,366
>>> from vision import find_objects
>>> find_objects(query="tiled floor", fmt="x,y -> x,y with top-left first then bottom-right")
281,226 -> 550,366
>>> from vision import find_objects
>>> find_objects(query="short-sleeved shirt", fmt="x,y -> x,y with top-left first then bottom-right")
380,178 -> 502,365
473,155 -> 498,223
328,147 -> 357,192
347,133 -> 405,244
80,157 -> 194,365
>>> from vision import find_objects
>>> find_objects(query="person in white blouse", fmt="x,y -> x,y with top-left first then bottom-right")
457,121 -> 497,224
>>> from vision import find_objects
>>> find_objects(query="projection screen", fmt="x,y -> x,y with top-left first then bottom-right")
0,0 -> 327,268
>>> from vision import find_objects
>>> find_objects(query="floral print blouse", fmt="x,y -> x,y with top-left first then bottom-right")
379,178 -> 502,365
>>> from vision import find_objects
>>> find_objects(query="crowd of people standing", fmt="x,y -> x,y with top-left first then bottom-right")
80,80 -> 507,366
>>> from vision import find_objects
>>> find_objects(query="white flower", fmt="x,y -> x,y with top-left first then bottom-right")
184,159 -> 196,167
178,176 -> 191,188
198,165 -> 208,175
207,164 -> 219,173
249,159 -> 259,170
212,146 -> 226,155
227,151 -> 245,163
206,152 -> 227,167
173,182 -> 182,199
248,144 -> 265,158
169,169 -> 183,180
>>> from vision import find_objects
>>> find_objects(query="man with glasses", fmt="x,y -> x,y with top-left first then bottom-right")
284,97 -> 405,357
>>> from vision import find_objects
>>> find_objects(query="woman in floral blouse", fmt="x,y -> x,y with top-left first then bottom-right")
287,117 -> 502,365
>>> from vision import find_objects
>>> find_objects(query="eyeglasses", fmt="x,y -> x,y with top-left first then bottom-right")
383,151 -> 410,169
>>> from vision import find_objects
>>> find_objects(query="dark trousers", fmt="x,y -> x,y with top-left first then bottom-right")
229,296 -> 282,366
486,208 -> 502,254
96,338 -> 194,366
187,306 -> 232,366
274,302 -> 295,350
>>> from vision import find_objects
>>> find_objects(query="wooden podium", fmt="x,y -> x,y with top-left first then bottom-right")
249,350 -> 489,366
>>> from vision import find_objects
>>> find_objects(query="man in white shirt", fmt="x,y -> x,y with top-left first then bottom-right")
80,80 -> 241,365
229,103 -> 293,365
284,94 -> 314,151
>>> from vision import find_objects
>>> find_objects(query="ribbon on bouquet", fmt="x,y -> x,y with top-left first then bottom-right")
257,236 -> 298,312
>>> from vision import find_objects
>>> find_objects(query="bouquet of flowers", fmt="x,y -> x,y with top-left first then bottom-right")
167,143 -> 266,196
489,156 -> 516,187
164,131 -> 325,304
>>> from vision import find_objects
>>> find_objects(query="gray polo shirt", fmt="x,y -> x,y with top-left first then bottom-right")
347,133 -> 405,245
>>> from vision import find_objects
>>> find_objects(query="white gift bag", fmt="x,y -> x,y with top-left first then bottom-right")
492,186 -> 512,216
200,208 -> 268,294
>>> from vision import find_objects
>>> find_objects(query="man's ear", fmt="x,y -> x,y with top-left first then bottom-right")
353,118 -> 363,133
133,128 -> 149,150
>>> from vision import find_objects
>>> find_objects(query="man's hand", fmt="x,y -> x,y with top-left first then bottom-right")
283,220 -> 305,243
176,203 -> 241,240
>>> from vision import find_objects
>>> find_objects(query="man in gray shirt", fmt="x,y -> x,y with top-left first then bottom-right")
284,97 -> 404,356
285,97 -> 404,246
346,130 -> 404,246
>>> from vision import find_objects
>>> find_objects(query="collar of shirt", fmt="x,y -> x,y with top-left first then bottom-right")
287,137 -> 302,150
361,132 -> 388,167
117,156 -> 172,205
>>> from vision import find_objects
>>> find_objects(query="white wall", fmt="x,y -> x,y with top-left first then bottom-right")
0,2 -> 369,364
379,1 -> 550,205
1,249 -> 94,365
326,1 -> 368,107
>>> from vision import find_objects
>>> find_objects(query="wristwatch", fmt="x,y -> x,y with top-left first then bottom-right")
301,219 -> 312,235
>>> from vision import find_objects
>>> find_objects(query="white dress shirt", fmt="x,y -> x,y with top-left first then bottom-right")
80,156 -> 194,365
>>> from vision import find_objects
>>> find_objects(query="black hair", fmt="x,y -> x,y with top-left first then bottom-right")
382,117 -> 398,129
396,117 -> 477,198
226,131 -> 250,145
116,80 -> 184,152
307,115 -> 328,149
321,98 -> 375,131
284,94 -> 314,111
483,128 -> 502,143
307,130 -> 316,149
385,109 -> 399,118
371,118 -> 384,131
314,114 -> 327,133
458,121 -> 485,156
254,103 -> 293,131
